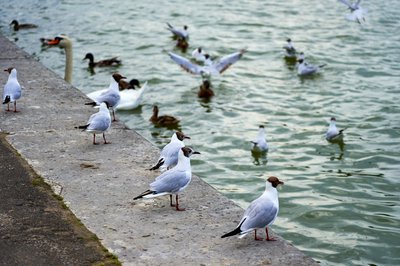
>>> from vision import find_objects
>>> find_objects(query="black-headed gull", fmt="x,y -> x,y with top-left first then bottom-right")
326,117 -> 346,142
192,47 -> 207,62
10,20 -> 38,31
251,125 -> 269,152
85,73 -> 124,121
338,0 -> 367,24
2,68 -> 22,112
297,57 -> 326,76
168,49 -> 247,79
134,147 -> 200,211
283,38 -> 297,59
83,53 -> 121,69
75,102 -> 112,145
166,23 -> 189,41
150,105 -> 180,129
221,176 -> 284,241
150,131 -> 190,171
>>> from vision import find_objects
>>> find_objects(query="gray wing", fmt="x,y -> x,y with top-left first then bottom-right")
213,49 -> 247,74
3,80 -> 21,101
96,90 -> 120,107
160,141 -> 183,167
166,23 -> 188,40
150,169 -> 190,193
168,52 -> 202,75
87,112 -> 111,132
240,197 -> 278,232
338,0 -> 352,8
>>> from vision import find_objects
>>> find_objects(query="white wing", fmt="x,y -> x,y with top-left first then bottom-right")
213,49 -> 247,74
116,81 -> 148,110
168,52 -> 203,75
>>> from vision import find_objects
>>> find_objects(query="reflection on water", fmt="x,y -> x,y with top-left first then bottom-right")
1,0 -> 400,265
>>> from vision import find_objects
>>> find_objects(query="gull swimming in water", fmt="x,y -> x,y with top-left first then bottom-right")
166,23 -> 189,41
283,38 -> 297,59
85,73 -> 124,121
168,48 -> 247,79
149,131 -> 190,171
221,176 -> 284,241
2,68 -> 22,112
134,147 -> 200,211
192,47 -> 207,63
251,125 -> 269,152
326,117 -> 346,142
297,56 -> 326,76
338,0 -> 367,24
75,102 -> 111,145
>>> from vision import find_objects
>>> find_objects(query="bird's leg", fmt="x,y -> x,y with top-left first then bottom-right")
254,230 -> 263,241
6,103 -> 10,112
112,109 -> 117,122
13,101 -> 18,112
175,194 -> 185,211
93,134 -> 99,145
169,195 -> 176,207
265,227 -> 276,241
103,133 -> 110,144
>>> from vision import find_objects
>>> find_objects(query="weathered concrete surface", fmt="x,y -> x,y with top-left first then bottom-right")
0,35 -> 317,265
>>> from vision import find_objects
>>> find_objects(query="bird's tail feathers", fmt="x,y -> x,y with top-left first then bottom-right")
149,158 -> 165,171
75,124 -> 89,131
133,190 -> 155,200
143,192 -> 169,199
221,219 -> 245,238
319,64 -> 327,68
85,101 -> 97,107
2,95 -> 11,104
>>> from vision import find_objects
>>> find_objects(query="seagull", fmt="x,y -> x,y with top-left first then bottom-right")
192,47 -> 207,63
75,102 -> 111,145
134,147 -> 200,211
251,125 -> 268,152
2,68 -> 22,112
326,117 -> 346,142
85,73 -> 124,121
149,131 -> 191,171
283,38 -> 297,59
166,23 -> 189,41
10,20 -> 38,31
168,48 -> 247,79
83,53 -> 122,68
221,176 -> 284,241
297,57 -> 326,76
338,0 -> 367,23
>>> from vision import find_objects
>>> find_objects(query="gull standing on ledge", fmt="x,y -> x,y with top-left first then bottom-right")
75,102 -> 111,145
149,131 -> 191,171
326,117 -> 346,142
221,176 -> 284,241
134,147 -> 200,211
2,68 -> 22,112
85,73 -> 124,121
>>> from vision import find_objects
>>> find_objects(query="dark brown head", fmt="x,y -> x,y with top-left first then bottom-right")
181,147 -> 200,158
330,117 -> 336,122
259,125 -> 265,129
83,53 -> 94,62
176,131 -> 190,141
112,73 -> 126,83
267,176 -> 284,188
4,67 -> 14,74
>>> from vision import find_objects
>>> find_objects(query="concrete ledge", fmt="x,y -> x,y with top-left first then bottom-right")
0,35 -> 317,265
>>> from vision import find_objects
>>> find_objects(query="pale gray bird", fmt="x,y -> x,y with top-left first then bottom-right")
221,176 -> 284,241
134,147 -> 200,211
2,68 -> 22,112
326,117 -> 346,142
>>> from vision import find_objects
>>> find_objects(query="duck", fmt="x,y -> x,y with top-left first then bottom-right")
2,68 -> 22,112
198,80 -> 214,99
10,20 -> 38,31
150,105 -> 180,128
87,79 -> 147,111
83,53 -> 121,68
44,35 -> 73,83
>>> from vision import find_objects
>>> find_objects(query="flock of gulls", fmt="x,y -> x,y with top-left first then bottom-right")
2,0 -> 362,242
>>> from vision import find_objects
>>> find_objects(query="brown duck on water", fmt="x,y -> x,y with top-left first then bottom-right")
83,53 -> 122,68
10,20 -> 38,31
150,105 -> 180,128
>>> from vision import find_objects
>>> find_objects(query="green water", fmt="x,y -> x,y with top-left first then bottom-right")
1,0 -> 399,265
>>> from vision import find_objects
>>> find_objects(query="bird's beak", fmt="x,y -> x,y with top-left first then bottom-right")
193,151 -> 201,155
46,39 -> 60,45
183,135 -> 191,139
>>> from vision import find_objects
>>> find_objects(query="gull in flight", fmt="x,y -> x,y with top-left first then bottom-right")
221,176 -> 284,241
2,68 -> 22,112
168,48 -> 247,79
326,117 -> 346,142
149,131 -> 191,171
75,102 -> 112,145
134,147 -> 200,211
338,0 -> 367,23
